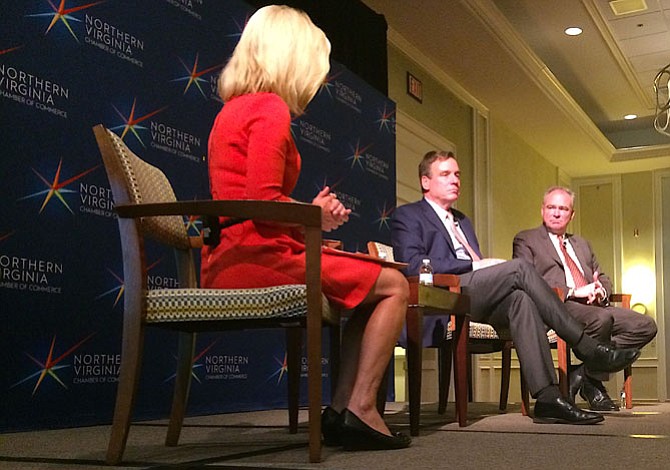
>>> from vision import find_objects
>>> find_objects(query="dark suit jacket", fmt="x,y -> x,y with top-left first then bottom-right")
391,198 -> 483,277
512,225 -> 612,298
390,198 -> 483,347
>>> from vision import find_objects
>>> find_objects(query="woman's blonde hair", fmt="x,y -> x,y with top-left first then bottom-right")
218,5 -> 331,115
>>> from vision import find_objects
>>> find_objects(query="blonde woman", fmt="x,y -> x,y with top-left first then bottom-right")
201,5 -> 411,451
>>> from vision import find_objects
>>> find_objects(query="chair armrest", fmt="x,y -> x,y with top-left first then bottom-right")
433,274 -> 460,290
114,200 -> 321,228
405,274 -> 460,291
189,235 -> 204,249
553,287 -> 565,300
406,277 -> 470,316
323,239 -> 343,249
609,293 -> 631,309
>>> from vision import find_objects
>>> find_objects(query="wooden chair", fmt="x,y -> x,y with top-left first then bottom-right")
552,292 -> 634,409
93,124 -> 339,464
459,325 -> 563,417
519,290 -> 633,413
368,242 -> 471,433
442,322 -> 516,411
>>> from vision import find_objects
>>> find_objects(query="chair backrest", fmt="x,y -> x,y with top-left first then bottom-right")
93,124 -> 190,250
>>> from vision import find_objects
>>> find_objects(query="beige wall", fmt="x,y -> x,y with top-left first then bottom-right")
621,172 -> 658,400
490,120 -> 559,259
388,44 -> 474,216
572,172 -> 659,400
621,172 -> 656,313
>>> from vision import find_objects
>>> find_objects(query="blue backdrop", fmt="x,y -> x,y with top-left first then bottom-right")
0,0 -> 396,432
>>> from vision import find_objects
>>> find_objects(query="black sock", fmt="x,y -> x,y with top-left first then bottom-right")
573,332 -> 598,360
535,384 -> 561,403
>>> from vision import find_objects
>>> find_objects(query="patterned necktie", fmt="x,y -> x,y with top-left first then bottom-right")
558,235 -> 587,288
446,213 -> 481,261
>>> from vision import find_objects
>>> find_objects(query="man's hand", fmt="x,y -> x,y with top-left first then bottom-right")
312,186 -> 351,232
592,271 -> 607,303
573,272 -> 607,304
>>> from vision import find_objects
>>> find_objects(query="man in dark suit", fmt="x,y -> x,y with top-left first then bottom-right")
513,186 -> 656,411
391,150 -> 641,424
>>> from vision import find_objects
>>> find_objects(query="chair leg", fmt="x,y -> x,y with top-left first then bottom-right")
520,371 -> 530,417
166,332 -> 196,446
376,360 -> 392,416
106,322 -> 145,465
286,328 -> 302,434
453,316 -> 469,427
499,341 -> 512,411
557,338 -> 569,397
406,307 -> 423,436
329,322 -> 342,400
438,341 -> 452,415
624,366 -> 633,409
467,352 -> 474,402
306,315 -> 322,463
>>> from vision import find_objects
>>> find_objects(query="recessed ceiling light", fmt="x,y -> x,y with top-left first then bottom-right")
624,114 -> 637,120
564,27 -> 583,36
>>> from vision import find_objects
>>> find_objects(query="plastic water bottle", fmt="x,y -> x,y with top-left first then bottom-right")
419,258 -> 434,286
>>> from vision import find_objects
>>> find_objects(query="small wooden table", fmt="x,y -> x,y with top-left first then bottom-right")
407,278 -> 471,433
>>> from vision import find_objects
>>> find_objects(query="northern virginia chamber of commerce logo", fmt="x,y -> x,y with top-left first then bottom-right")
110,98 -> 168,148
27,1 -> 106,43
165,0 -> 205,21
17,159 -> 100,214
0,251 -> 64,294
97,257 -> 181,308
172,53 -> 223,101
11,333 -> 96,395
376,104 -> 395,133
0,63 -> 71,118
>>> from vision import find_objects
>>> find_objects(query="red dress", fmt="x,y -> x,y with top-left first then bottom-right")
201,92 -> 381,309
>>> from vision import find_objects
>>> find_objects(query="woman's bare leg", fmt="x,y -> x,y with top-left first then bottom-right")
331,267 -> 408,436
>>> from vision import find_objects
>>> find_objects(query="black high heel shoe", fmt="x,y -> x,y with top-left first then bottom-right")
340,409 -> 411,451
321,407 -> 342,446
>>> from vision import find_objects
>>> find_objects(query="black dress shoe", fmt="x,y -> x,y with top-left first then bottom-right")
321,407 -> 342,446
340,409 -> 411,451
580,378 -> 620,412
579,344 -> 640,373
567,364 -> 585,405
533,396 -> 604,424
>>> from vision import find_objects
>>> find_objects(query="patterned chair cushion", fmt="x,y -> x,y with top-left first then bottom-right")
446,321 -> 558,344
469,322 -> 507,340
146,284 -> 335,324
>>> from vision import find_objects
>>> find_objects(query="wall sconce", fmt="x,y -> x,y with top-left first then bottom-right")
631,303 -> 647,315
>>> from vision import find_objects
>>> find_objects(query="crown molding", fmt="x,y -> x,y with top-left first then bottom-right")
612,143 -> 670,161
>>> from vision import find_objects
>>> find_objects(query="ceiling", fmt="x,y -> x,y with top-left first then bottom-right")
362,0 -> 670,177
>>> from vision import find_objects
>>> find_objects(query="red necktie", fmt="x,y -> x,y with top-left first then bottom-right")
558,235 -> 587,288
446,213 -> 480,261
